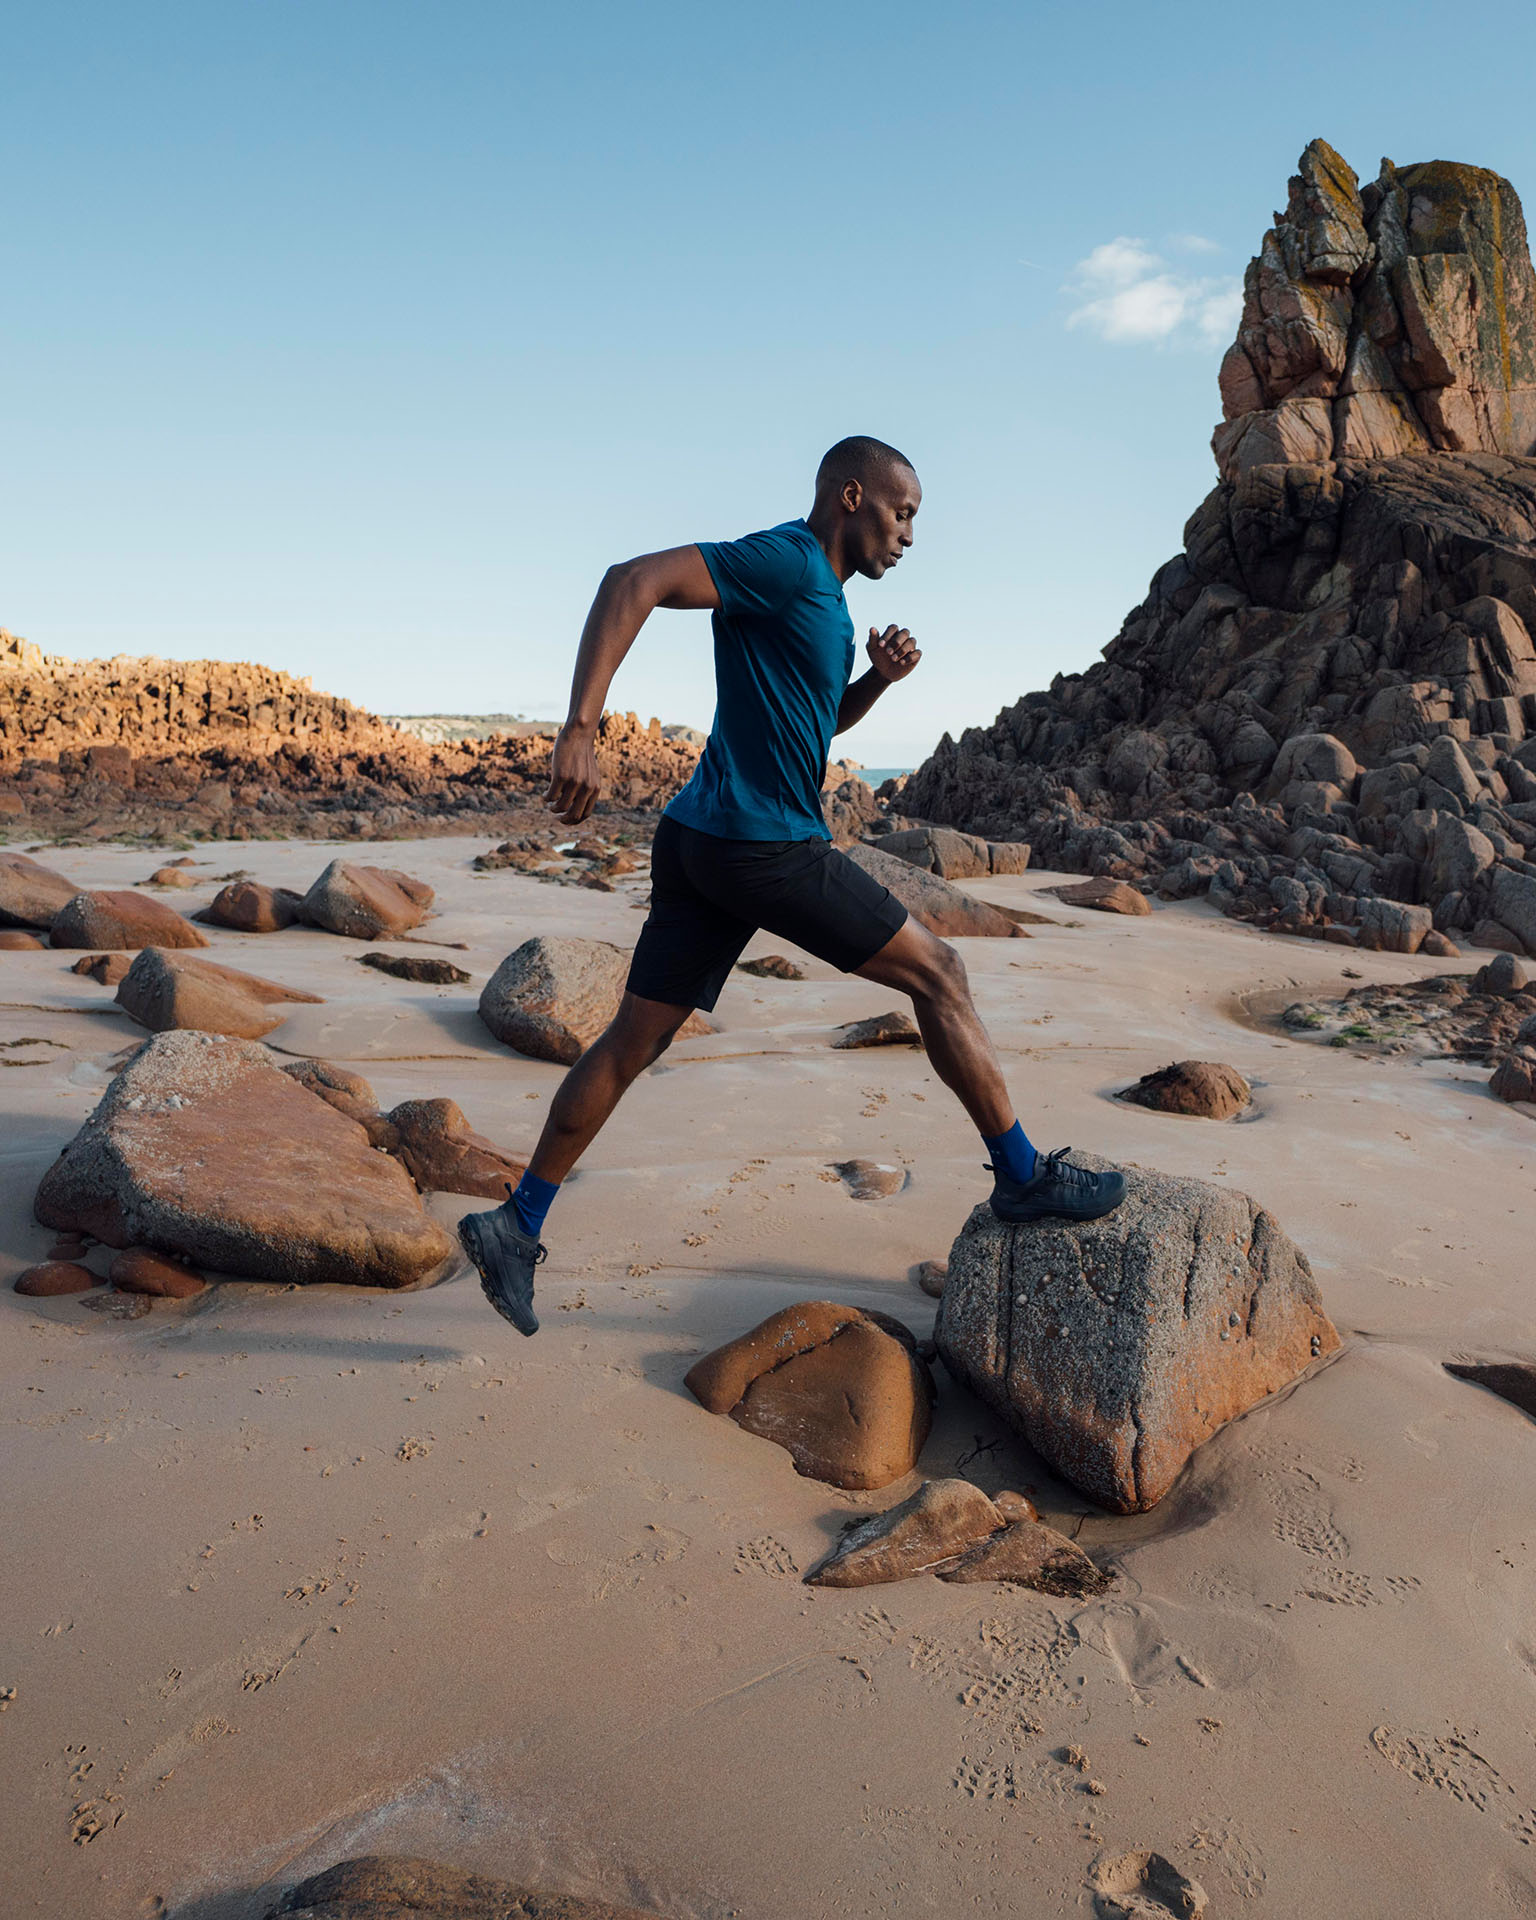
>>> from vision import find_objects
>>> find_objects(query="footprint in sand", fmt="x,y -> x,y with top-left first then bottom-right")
952,1756 -> 1022,1802
1088,1850 -> 1206,1918
1269,1464 -> 1418,1608
1371,1725 -> 1536,1844
733,1535 -> 798,1579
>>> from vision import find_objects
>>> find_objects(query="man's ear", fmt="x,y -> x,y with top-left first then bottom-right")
839,479 -> 864,515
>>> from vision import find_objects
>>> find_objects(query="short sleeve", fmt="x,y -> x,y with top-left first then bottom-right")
697,527 -> 811,619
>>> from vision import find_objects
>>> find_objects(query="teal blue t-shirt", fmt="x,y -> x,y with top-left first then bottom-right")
665,519 -> 854,842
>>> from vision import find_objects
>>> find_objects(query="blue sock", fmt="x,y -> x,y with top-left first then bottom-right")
506,1170 -> 559,1239
982,1120 -> 1037,1184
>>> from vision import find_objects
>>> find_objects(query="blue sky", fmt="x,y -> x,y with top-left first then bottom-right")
4,2 -> 1536,765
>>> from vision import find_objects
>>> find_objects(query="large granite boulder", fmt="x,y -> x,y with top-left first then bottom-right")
872,825 -> 991,880
34,1031 -> 454,1287
50,890 -> 210,951
115,948 -> 321,1039
299,860 -> 433,939
685,1301 -> 933,1490
842,843 -> 1025,939
479,936 -> 710,1064
937,1161 -> 1338,1512
0,852 -> 80,928
274,1855 -> 666,1919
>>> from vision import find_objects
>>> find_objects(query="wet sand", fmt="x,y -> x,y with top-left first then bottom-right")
3,835 -> 1535,1917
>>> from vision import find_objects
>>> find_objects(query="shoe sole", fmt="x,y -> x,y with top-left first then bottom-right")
457,1214 -> 540,1336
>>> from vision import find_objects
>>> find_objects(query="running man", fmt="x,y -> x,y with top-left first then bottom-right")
460,436 -> 1126,1333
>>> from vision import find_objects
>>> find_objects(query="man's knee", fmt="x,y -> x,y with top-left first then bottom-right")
912,938 -> 970,1008
603,1000 -> 692,1075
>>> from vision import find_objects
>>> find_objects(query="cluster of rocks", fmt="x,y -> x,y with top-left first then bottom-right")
898,141 -> 1536,961
21,1030 -> 526,1306
0,849 -> 437,948
1280,950 -> 1536,1100
473,829 -> 643,891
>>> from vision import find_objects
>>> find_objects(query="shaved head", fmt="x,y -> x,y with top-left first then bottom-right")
814,435 -> 916,498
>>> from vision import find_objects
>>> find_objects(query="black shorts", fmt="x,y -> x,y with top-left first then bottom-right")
626,815 -> 909,1012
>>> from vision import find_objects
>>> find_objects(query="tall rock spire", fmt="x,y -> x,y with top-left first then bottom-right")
1214,139 -> 1536,476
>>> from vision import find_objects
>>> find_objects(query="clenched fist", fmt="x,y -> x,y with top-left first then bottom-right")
867,624 -> 922,682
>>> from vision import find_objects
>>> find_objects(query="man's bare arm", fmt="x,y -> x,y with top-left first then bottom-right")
545,545 -> 719,825
835,623 -> 922,734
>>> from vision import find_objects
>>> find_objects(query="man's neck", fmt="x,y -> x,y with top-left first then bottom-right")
804,504 -> 854,584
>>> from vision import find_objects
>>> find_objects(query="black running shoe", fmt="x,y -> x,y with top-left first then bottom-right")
458,1201 -> 544,1335
988,1146 -> 1127,1225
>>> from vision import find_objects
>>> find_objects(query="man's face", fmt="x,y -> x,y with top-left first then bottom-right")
847,466 -> 921,580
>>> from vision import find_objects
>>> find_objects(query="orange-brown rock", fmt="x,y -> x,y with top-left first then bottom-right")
1490,1036 -> 1536,1104
937,1159 -> 1338,1512
843,843 -> 1026,939
144,866 -> 196,888
685,1301 -> 934,1490
34,1030 -> 454,1288
913,1258 -> 947,1297
14,1260 -> 97,1296
386,1098 -> 525,1198
993,1489 -> 1039,1522
1118,1060 -> 1252,1120
736,954 -> 806,980
278,1058 -> 399,1148
115,948 -> 322,1040
479,936 -> 710,1064
358,951 -> 470,985
199,881 -> 305,933
108,1248 -> 206,1297
0,929 -> 44,950
70,952 -> 132,985
299,860 -> 433,939
807,1478 -> 1003,1586
50,890 -> 210,951
937,1516 -> 1113,1596
831,1158 -> 908,1199
1046,877 -> 1151,916
0,852 -> 80,929
276,1854 -> 667,1920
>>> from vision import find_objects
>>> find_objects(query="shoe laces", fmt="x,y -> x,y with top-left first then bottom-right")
1037,1145 -> 1094,1190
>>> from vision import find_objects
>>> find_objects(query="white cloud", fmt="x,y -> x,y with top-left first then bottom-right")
1064,235 -> 1241,349
1168,231 -> 1222,255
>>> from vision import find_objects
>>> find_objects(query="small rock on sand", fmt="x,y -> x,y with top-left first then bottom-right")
736,954 -> 805,980
835,1010 -> 922,1049
0,929 -> 45,950
143,867 -> 196,888
14,1261 -> 97,1296
387,1097 -> 526,1198
1117,1059 -> 1252,1120
358,951 -> 471,985
108,1248 -> 206,1297
115,948 -> 322,1040
938,1516 -> 1112,1597
299,860 -> 434,939
1443,1359 -> 1536,1420
274,1854 -> 666,1919
71,953 -> 132,985
1046,877 -> 1151,916
913,1258 -> 947,1297
479,935 -> 710,1065
50,890 -> 211,951
807,1478 -> 1003,1586
832,1158 -> 907,1199
686,1301 -> 933,1491
199,881 -> 305,933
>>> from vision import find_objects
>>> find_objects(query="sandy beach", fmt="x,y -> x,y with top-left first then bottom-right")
3,834 -> 1534,1917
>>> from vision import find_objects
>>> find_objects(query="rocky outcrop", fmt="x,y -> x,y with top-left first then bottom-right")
115,948 -> 321,1039
34,1031 -> 454,1288
50,890 -> 211,951
479,936 -> 711,1064
1118,1060 -> 1252,1120
901,142 -> 1536,958
273,1855 -> 668,1920
936,1160 -> 1338,1512
685,1301 -> 934,1490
